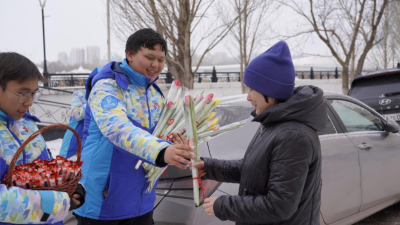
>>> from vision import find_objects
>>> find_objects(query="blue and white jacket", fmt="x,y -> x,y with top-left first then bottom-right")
59,90 -> 87,159
73,61 -> 170,220
0,110 -> 70,224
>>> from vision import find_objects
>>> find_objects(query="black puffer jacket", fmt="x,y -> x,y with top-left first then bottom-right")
203,85 -> 327,225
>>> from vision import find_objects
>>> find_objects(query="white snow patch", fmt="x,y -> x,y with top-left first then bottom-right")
46,138 -> 77,161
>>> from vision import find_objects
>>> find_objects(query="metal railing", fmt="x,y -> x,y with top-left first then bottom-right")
30,87 -> 73,125
46,67 -> 346,87
47,73 -> 88,87
295,70 -> 342,80
30,99 -> 72,125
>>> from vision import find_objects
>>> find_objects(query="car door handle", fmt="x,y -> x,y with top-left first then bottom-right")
357,143 -> 372,151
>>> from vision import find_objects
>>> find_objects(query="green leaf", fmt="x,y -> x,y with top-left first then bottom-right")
189,96 -> 198,161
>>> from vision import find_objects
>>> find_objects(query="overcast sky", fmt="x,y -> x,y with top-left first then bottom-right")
0,0 -> 335,66
0,0 -> 126,64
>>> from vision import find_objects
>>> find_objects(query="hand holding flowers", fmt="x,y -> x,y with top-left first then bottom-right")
163,144 -> 193,170
139,80 -> 244,194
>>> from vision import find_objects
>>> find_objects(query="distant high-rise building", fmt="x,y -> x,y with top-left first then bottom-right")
58,52 -> 68,65
86,46 -> 100,65
70,48 -> 85,66
211,52 -> 232,65
111,52 -> 123,62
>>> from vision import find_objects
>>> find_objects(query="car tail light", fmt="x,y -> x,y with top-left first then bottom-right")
156,176 -> 221,205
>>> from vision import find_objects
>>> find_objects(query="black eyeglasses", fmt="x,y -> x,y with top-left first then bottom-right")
1,86 -> 41,103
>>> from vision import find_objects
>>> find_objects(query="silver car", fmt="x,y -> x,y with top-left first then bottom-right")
153,92 -> 400,225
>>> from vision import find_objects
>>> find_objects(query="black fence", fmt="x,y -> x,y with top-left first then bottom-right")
47,67 -> 344,87
47,73 -> 88,87
30,87 -> 74,140
296,67 -> 342,80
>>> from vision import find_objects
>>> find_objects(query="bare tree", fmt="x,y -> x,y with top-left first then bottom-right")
218,0 -> 275,93
392,1 -> 400,66
367,0 -> 400,69
110,0 -> 236,88
280,0 -> 388,94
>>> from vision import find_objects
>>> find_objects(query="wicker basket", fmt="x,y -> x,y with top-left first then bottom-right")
6,124 -> 82,197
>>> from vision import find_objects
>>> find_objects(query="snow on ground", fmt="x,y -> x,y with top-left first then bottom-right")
46,138 -> 77,161
46,138 -> 62,156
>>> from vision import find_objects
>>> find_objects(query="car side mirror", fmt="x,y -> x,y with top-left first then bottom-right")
384,118 -> 400,133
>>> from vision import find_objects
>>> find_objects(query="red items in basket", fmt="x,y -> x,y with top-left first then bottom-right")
2,156 -> 82,189
5,124 -> 83,197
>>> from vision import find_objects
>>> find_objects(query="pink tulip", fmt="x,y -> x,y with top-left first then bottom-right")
174,80 -> 181,87
185,95 -> 191,106
167,101 -> 174,110
204,93 -> 214,104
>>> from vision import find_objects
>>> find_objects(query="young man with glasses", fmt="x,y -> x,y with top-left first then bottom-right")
0,52 -> 85,224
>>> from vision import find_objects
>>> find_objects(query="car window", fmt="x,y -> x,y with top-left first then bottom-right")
329,100 -> 384,133
213,98 -> 253,126
318,114 -> 337,135
349,73 -> 400,100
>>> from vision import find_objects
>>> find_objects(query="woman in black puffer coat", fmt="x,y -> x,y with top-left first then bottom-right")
194,41 -> 326,225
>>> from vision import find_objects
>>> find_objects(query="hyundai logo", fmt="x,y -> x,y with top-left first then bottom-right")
379,99 -> 392,105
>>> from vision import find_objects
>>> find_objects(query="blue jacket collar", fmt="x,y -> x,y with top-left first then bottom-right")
88,61 -> 164,97
120,59 -> 161,88
24,112 -> 41,122
0,109 -> 7,123
0,109 -> 40,125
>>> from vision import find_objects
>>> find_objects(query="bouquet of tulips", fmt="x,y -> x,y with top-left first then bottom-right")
183,94 -> 200,206
139,80 -> 244,194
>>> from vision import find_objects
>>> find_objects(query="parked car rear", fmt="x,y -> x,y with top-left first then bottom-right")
348,66 -> 400,125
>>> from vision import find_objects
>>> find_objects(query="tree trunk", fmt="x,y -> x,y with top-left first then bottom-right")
350,51 -> 355,83
342,65 -> 349,94
172,0 -> 194,89
238,1 -> 246,94
240,70 -> 246,93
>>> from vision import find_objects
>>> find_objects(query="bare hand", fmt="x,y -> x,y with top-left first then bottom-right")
192,159 -> 206,178
72,193 -> 82,206
203,197 -> 217,216
164,144 -> 194,169
171,133 -> 187,145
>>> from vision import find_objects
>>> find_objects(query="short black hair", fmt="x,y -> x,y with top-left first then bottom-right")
263,95 -> 285,104
125,28 -> 167,56
0,52 -> 45,89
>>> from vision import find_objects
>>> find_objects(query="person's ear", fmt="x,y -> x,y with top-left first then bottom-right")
126,51 -> 132,63
270,97 -> 278,105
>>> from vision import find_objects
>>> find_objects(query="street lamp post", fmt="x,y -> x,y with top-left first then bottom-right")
39,0 -> 49,87
107,0 -> 111,62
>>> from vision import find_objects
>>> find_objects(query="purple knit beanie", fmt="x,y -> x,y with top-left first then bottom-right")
244,41 -> 295,100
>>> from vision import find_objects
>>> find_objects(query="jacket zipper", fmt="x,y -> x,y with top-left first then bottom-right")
145,87 -> 152,127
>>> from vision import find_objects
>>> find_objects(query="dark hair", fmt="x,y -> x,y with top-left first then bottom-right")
125,28 -> 167,56
263,95 -> 285,104
0,52 -> 45,89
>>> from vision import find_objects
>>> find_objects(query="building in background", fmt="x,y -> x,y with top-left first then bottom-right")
57,52 -> 68,65
70,48 -> 85,66
86,46 -> 100,65
111,52 -> 123,62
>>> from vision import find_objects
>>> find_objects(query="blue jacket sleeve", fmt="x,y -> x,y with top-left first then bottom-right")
88,79 -> 170,164
70,90 -> 87,121
0,184 -> 70,224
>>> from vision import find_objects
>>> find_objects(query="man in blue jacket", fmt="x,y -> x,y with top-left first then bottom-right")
73,28 -> 194,224
0,52 -> 85,224
60,68 -> 100,159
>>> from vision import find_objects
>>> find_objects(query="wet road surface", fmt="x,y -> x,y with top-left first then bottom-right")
355,203 -> 400,225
